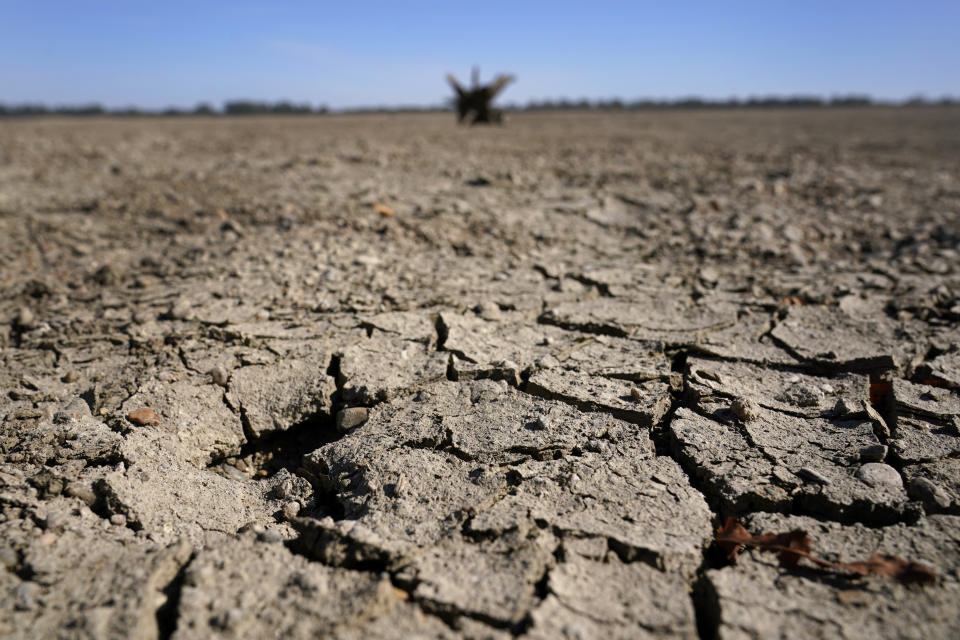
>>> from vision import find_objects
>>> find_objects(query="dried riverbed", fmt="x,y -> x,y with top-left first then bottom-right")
1,109 -> 959,638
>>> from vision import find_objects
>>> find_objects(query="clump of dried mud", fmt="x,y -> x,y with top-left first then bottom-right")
1,109 -> 959,639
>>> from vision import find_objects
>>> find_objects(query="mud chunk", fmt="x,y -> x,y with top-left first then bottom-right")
770,306 -> 924,372
707,513 -> 960,639
227,355 -> 336,439
527,368 -> 671,427
525,555 -> 697,639
670,405 -> 907,523
687,356 -> 867,417
339,335 -> 447,405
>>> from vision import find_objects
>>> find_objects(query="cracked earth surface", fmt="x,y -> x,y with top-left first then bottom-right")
1,109 -> 959,639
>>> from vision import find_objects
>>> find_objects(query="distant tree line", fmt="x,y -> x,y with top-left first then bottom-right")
517,94 -> 958,111
0,100 -> 330,118
0,95 -> 956,118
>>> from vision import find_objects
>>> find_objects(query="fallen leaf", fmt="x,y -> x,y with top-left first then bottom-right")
714,518 -> 937,586
752,529 -> 814,569
127,407 -> 161,426
373,203 -> 395,217
869,380 -> 890,405
715,517 -> 753,561
839,554 -> 938,586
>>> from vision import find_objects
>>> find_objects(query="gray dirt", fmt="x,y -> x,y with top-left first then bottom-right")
1,108 -> 959,638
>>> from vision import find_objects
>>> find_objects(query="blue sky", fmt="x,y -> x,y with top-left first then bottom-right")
1,1 -> 957,109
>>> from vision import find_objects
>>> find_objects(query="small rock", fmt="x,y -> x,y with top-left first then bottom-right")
798,467 -> 831,485
0,547 -> 18,569
698,266 -> 719,285
393,473 -> 408,498
42,510 -> 67,531
65,482 -> 97,507
908,477 -> 950,509
730,397 -> 761,422
534,355 -> 559,369
15,307 -> 36,329
474,300 -> 502,321
109,514 -> 127,526
213,607 -> 245,631
858,444 -> 887,462
630,386 -> 644,402
126,408 -> 161,426
775,383 -> 823,408
336,407 -> 369,432
863,401 -> 890,438
856,463 -> 903,490
833,397 -> 858,417
54,398 -> 92,423
257,529 -> 283,544
534,414 -> 551,430
14,582 -> 40,610
282,501 -> 301,519
168,298 -> 191,320
209,366 -> 229,388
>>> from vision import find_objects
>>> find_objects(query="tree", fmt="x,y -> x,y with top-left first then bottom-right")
446,67 -> 515,124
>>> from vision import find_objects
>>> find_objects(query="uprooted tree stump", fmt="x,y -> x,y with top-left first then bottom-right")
446,67 -> 515,125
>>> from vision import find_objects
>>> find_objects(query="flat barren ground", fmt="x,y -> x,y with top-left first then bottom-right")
1,108 -> 959,639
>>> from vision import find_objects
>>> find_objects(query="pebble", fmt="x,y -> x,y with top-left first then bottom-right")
393,473 -> 408,498
534,355 -> 559,369
257,529 -> 283,544
109,514 -> 127,526
798,467 -> 831,485
336,407 -> 369,432
15,306 -> 35,329
858,444 -> 887,462
730,397 -> 761,422
213,607 -> 245,631
534,414 -> 551,430
856,463 -> 903,490
474,300 -> 502,321
908,477 -> 950,509
282,501 -> 301,519
168,298 -> 191,320
630,386 -> 644,402
126,407 -> 161,426
832,397 -> 858,417
0,547 -> 18,569
14,582 -> 40,611
209,366 -> 229,388
65,481 -> 97,507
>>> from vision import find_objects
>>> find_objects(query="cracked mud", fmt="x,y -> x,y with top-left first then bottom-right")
2,109 -> 959,639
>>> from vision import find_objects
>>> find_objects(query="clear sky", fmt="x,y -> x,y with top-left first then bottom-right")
1,0 -> 957,109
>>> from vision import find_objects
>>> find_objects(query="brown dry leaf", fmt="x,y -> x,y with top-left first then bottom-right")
127,407 -> 161,426
839,554 -> 938,586
715,517 -> 753,561
714,518 -> 937,586
753,529 -> 814,569
373,203 -> 395,217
